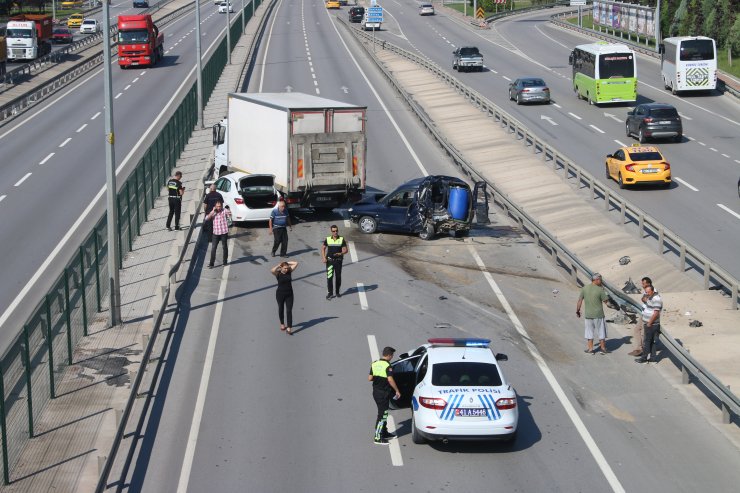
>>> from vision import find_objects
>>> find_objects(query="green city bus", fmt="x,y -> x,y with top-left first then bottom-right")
569,43 -> 637,105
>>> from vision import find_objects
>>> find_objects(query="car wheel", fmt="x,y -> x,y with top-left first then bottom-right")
419,222 -> 435,241
516,94 -> 522,105
508,90 -> 513,101
358,216 -> 377,234
673,134 -> 682,143
411,412 -> 425,444
663,77 -> 670,90
671,84 -> 677,96
618,173 -> 626,189
625,123 -> 631,138
638,128 -> 647,144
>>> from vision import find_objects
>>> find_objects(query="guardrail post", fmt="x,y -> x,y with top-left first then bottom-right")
681,364 -> 690,384
23,325 -> 34,438
575,169 -> 581,188
658,227 -> 665,255
721,399 -> 731,424
620,201 -> 626,226
638,214 -> 645,238
0,365 -> 9,485
703,262 -> 711,289
44,297 -> 56,399
732,285 -> 738,311
64,270 -> 73,365
563,161 -> 568,179
604,189 -> 610,211
94,229 -> 102,312
80,247 -> 89,336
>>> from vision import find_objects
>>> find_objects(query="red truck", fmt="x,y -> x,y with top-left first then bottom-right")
117,15 -> 164,68
6,14 -> 53,61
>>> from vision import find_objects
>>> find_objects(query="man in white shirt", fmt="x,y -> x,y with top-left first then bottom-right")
636,285 -> 662,364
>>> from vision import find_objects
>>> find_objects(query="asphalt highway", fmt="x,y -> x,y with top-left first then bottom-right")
125,2 -> 740,492
373,3 -> 740,280
0,1 -> 236,350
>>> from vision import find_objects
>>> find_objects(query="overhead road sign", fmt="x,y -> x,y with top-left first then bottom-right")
367,5 -> 383,23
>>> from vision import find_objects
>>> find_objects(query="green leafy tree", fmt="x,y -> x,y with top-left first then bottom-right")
728,16 -> 740,57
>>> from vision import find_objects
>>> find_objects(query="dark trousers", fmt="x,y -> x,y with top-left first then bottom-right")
209,233 -> 228,266
643,323 -> 660,361
373,390 -> 391,440
203,219 -> 213,243
167,197 -> 181,228
272,227 -> 288,256
276,291 -> 294,327
326,260 -> 343,295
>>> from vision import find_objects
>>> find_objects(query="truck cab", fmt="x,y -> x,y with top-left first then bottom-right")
117,15 -> 164,67
6,15 -> 52,61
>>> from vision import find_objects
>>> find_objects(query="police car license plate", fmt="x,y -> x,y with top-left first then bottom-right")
455,408 -> 486,417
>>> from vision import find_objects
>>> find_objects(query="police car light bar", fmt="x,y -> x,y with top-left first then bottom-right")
428,338 -> 491,348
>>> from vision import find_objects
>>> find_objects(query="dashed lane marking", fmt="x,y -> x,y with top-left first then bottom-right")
502,75 -> 511,81
614,139 -> 627,147
553,103 -> 561,108
718,204 -> 740,220
357,283 -> 369,310
698,142 -> 706,146
722,154 -> 730,158
348,240 -> 358,264
91,112 -> 101,120
568,112 -> 582,120
140,70 -> 146,76
76,124 -> 87,133
673,177 -> 698,191
0,195 -> 5,203
39,152 -> 55,164
589,124 -> 605,134
115,93 -> 123,99
59,137 -> 72,147
124,84 -> 131,90
14,173 -> 32,187
710,148 -> 718,152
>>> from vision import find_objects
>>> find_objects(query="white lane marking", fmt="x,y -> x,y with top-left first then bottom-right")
718,204 -> 740,220
589,124 -> 605,134
132,77 -> 139,83
541,115 -> 558,126
614,139 -> 627,147
59,138 -> 72,147
367,335 -> 379,361
678,112 -> 692,121
76,124 -> 87,133
124,84 -> 131,90
0,195 -> 5,203
348,240 -> 358,264
140,70 -> 146,76
722,154 -> 730,158
115,93 -> 123,99
687,136 -> 695,141
710,148 -> 718,152
502,75 -> 512,81
91,112 -> 101,120
568,112 -> 582,120
553,103 -> 561,108
312,73 -> 316,79
534,24 -> 570,49
673,177 -> 698,191
39,152 -> 55,164
344,219 -> 351,228
259,0 -> 285,92
467,245 -> 625,493
386,415 -> 403,466
176,263 -> 230,493
14,173 -> 32,187
165,50 -> 170,54
698,141 -> 706,146
313,80 -> 318,86
357,283 -> 369,310
327,10 -> 428,176
735,160 -> 740,164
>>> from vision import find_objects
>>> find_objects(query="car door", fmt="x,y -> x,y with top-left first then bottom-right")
509,79 -> 519,99
379,188 -> 415,231
609,149 -> 625,177
215,177 -> 233,206
389,354 -> 423,409
632,106 -> 646,134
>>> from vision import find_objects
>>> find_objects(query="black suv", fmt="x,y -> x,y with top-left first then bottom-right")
349,6 -> 365,23
626,103 -> 683,143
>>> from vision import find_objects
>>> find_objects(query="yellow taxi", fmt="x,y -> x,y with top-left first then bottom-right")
67,13 -> 84,29
605,144 -> 671,189
61,1 -> 82,7
325,0 -> 341,8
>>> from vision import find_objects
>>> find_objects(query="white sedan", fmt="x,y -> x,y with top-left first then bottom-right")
79,19 -> 99,34
212,172 -> 280,223
218,2 -> 234,13
390,338 -> 518,444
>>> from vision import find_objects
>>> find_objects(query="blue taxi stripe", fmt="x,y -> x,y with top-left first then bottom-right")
484,394 -> 500,420
440,394 -> 455,420
477,395 -> 492,420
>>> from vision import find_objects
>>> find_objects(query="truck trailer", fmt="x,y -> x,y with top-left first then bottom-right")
117,15 -> 164,68
213,92 -> 367,209
6,15 -> 53,61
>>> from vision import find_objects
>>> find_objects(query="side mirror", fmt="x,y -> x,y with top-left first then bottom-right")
627,111 -> 634,116
606,154 -> 613,159
398,352 -> 409,360
212,123 -> 225,145
495,353 -> 508,362
568,53 -> 573,66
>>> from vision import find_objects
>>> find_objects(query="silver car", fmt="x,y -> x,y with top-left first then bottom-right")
508,78 -> 550,105
419,3 -> 434,15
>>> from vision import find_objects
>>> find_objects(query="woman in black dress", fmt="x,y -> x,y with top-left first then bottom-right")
270,260 -> 298,334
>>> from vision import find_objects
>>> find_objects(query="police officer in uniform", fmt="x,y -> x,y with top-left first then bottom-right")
166,171 -> 185,231
321,224 -> 348,300
369,346 -> 401,445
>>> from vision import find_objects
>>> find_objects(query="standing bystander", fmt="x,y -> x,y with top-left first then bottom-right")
166,171 -> 185,231
269,199 -> 292,257
203,184 -> 224,244
207,202 -> 231,268
636,285 -> 662,364
629,276 -> 653,356
576,273 -> 611,355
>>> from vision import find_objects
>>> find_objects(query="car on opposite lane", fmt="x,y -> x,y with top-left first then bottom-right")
52,27 -> 74,44
419,2 -> 435,15
133,0 -> 150,7
508,77 -> 550,105
213,172 -> 281,223
67,14 -> 84,29
389,338 -> 518,444
218,1 -> 235,12
79,19 -> 99,34
326,0 -> 341,9
605,144 -> 672,189
626,103 -> 683,143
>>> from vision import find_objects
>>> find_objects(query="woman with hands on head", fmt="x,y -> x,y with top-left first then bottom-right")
270,260 -> 298,334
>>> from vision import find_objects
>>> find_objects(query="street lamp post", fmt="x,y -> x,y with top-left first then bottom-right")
195,0 -> 204,128
241,0 -> 245,33
226,1 -> 232,64
101,0 -> 121,327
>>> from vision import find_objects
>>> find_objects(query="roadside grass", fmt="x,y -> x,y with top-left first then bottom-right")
446,0 -> 534,18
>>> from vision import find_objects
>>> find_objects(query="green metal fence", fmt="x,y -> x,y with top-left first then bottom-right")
0,0 -> 253,481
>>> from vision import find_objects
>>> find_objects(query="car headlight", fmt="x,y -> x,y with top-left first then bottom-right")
348,208 -> 353,213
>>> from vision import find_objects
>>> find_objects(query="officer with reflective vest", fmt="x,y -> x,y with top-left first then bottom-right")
166,171 -> 184,231
369,346 -> 401,445
321,224 -> 348,300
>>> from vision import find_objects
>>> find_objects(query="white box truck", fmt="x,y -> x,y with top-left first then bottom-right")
213,92 -> 367,209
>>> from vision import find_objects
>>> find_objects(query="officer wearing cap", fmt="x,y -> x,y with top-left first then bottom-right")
368,346 -> 401,445
166,171 -> 184,231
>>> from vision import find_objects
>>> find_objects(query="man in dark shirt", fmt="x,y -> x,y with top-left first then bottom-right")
321,225 -> 348,299
166,171 -> 184,231
203,184 -> 224,243
368,346 -> 401,445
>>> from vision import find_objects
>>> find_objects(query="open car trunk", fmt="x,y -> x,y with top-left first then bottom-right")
238,175 -> 277,209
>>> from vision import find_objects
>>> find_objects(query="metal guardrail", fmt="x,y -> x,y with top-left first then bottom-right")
549,9 -> 740,99
339,18 -> 740,425
0,0 -> 208,126
94,1 -> 269,490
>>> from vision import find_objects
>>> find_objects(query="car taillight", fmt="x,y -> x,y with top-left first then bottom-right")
234,197 -> 244,205
663,162 -> 670,170
267,200 -> 277,206
285,196 -> 301,204
625,164 -> 635,172
522,88 -> 531,93
419,397 -> 447,410
643,117 -> 653,123
543,87 -> 549,92
496,397 -> 517,410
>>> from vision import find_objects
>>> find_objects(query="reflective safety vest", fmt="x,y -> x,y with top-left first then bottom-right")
371,359 -> 390,379
325,236 -> 345,260
325,236 -> 344,246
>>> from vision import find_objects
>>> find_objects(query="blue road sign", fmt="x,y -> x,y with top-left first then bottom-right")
367,5 -> 383,22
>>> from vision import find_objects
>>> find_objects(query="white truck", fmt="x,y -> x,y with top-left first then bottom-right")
5,15 -> 53,61
213,92 -> 367,209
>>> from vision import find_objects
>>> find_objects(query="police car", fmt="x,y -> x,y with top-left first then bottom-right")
389,338 -> 517,444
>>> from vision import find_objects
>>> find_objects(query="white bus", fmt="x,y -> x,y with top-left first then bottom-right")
659,36 -> 717,94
